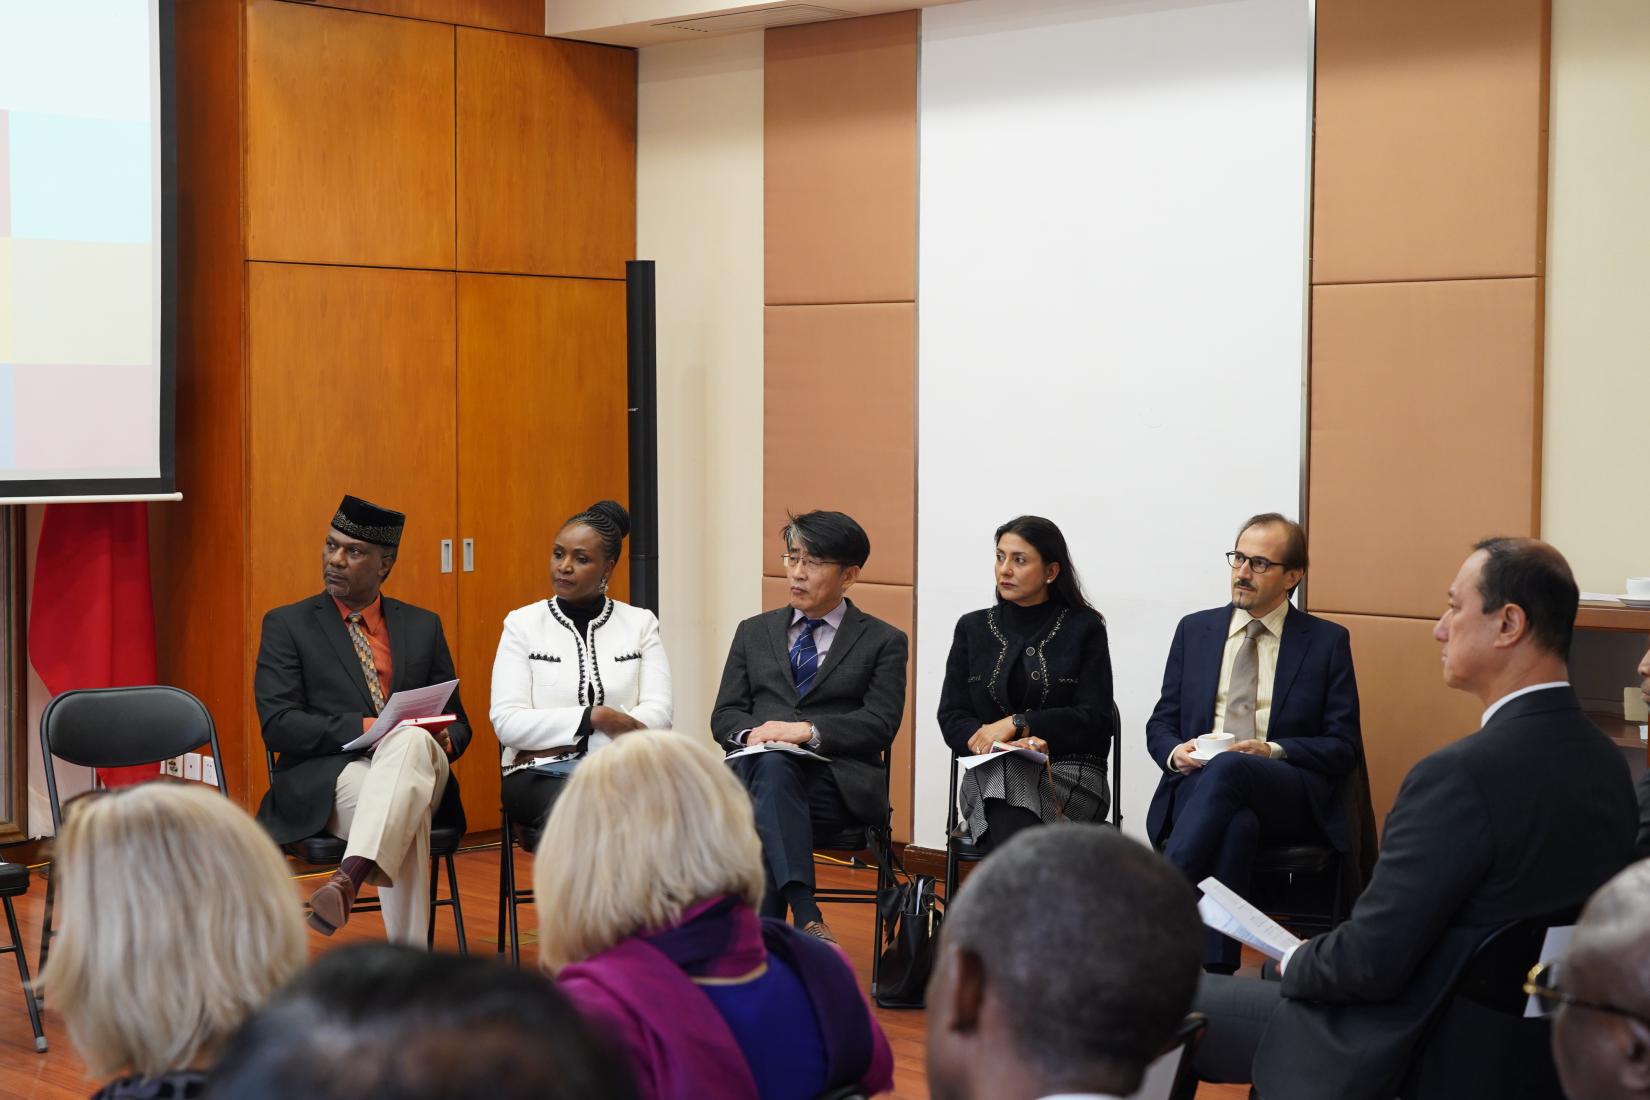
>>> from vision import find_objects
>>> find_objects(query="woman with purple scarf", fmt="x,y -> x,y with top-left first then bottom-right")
534,731 -> 895,1100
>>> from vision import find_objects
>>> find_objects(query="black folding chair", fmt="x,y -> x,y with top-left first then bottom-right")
38,685 -> 228,984
0,862 -> 45,1052
496,801 -> 542,964
1128,1012 -> 1207,1100
813,748 -> 897,994
264,749 -> 467,952
944,701 -> 1122,898
1249,749 -> 1376,937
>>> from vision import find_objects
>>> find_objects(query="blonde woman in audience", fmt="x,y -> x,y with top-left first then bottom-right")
535,731 -> 893,1100
39,783 -> 307,1100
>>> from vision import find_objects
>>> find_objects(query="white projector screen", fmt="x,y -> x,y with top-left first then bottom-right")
0,0 -> 176,502
914,0 -> 1314,847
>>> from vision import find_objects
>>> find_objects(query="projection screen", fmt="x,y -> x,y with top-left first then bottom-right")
0,0 -> 177,502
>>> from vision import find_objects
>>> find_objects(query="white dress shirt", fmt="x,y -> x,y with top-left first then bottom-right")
1480,681 -> 1571,727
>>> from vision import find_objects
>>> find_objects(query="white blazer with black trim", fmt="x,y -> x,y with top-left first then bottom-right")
489,597 -> 673,769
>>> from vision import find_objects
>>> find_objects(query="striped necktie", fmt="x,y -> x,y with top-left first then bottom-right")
346,612 -> 387,714
790,617 -> 827,696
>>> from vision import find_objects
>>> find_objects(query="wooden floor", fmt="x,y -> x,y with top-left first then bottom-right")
0,845 -> 1246,1099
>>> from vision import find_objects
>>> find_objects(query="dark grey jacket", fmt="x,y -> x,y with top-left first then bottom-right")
1252,685 -> 1636,1100
711,599 -> 908,826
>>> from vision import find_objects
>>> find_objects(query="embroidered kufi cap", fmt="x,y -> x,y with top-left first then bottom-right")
331,495 -> 405,548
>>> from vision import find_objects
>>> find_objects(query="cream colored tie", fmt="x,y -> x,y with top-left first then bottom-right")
1225,619 -> 1268,738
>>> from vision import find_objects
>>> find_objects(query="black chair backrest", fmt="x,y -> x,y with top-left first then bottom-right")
1454,907 -> 1580,1015
39,685 -> 226,830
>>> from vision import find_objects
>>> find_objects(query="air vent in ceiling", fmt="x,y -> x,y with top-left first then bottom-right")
656,4 -> 857,34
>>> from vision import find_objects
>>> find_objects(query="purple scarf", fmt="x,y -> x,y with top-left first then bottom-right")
557,897 -> 878,1100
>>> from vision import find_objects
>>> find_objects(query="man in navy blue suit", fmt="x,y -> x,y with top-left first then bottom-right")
1145,513 -> 1362,972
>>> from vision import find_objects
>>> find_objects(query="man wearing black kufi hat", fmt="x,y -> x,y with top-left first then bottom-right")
254,495 -> 471,944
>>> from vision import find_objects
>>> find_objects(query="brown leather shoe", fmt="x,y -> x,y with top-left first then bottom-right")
307,869 -> 357,936
802,920 -> 837,945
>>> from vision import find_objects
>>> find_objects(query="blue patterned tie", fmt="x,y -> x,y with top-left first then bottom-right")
790,617 -> 826,696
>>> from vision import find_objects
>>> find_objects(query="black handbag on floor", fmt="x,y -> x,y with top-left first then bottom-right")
873,872 -> 943,1009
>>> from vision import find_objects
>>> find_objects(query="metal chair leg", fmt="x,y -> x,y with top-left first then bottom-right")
36,864 -> 55,1002
497,824 -> 511,956
5,898 -> 46,1052
445,851 -> 467,955
506,837 -> 522,966
426,853 -> 440,949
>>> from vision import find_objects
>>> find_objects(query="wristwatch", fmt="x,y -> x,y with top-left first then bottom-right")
1011,713 -> 1028,733
806,722 -> 822,749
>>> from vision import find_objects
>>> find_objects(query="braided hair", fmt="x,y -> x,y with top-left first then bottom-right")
562,500 -> 630,564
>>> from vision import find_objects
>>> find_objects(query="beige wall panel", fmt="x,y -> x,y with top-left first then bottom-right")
639,32 -> 767,746
1308,279 -> 1541,618
1313,0 -> 1548,284
1541,0 -> 1650,593
1320,612 -> 1486,830
763,304 -> 914,587
762,576 -> 915,843
245,0 -> 455,268
764,11 -> 917,306
457,29 -> 637,278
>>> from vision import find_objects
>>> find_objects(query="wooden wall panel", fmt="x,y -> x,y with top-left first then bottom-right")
1320,612 -> 1485,829
245,0 -> 455,268
306,0 -> 542,34
153,0 -> 250,805
763,304 -> 915,588
1307,278 -> 1542,618
457,30 -> 637,278
455,273 -> 629,829
246,262 -> 459,806
763,576 -> 915,843
1313,0 -> 1549,284
765,11 -> 918,305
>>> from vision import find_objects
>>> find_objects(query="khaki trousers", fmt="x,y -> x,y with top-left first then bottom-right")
327,724 -> 450,946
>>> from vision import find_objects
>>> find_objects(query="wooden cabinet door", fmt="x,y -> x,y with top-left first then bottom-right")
247,262 -> 460,806
246,0 -> 456,269
453,273 -> 628,829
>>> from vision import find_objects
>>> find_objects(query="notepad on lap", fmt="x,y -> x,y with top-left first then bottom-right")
342,679 -> 459,752
724,740 -> 830,763
1197,877 -> 1303,962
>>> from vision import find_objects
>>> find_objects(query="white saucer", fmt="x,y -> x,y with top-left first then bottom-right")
1189,748 -> 1226,762
1621,597 -> 1650,609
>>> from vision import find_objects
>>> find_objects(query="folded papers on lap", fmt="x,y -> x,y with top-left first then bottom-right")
1198,877 -> 1303,962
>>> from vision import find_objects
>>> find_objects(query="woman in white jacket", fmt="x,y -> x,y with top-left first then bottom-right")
490,500 -> 673,829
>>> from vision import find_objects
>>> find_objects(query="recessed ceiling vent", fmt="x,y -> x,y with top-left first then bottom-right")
656,4 -> 857,34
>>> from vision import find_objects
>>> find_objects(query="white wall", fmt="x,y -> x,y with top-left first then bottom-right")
1542,0 -> 1650,594
637,33 -> 766,738
913,0 -> 1314,847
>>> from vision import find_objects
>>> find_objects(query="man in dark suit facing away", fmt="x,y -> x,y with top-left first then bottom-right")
713,510 -> 908,944
1195,537 -> 1638,1100
1145,513 -> 1363,973
255,495 -> 471,945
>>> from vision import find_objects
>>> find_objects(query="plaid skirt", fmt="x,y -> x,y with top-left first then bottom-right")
956,751 -> 1111,843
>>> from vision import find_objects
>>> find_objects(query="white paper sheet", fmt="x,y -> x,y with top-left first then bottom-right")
342,679 -> 458,752
952,746 -> 1051,819
1198,877 -> 1303,962
723,740 -> 829,763
1524,925 -> 1575,1018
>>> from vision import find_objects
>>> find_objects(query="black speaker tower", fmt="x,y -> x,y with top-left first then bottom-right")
626,261 -> 659,615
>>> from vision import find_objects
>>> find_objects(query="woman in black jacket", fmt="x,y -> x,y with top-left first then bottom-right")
938,515 -> 1114,853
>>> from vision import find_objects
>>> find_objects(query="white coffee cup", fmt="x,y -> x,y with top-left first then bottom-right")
1626,577 -> 1650,599
1196,731 -> 1234,756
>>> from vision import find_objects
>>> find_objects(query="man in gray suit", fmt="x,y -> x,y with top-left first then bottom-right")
1194,537 -> 1637,1099
713,510 -> 908,943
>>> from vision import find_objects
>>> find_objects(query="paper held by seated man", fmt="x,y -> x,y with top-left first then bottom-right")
342,679 -> 458,752
1197,877 -> 1303,962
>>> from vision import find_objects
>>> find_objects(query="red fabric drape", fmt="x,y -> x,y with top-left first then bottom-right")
28,502 -> 161,788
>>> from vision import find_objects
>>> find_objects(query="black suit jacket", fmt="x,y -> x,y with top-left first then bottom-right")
254,592 -> 471,844
937,603 -> 1113,760
711,600 -> 908,826
1144,603 -> 1361,849
1252,686 -> 1637,1100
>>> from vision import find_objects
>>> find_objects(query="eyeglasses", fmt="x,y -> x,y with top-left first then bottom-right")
1523,958 -> 1650,1027
780,553 -> 842,572
1226,551 -> 1289,574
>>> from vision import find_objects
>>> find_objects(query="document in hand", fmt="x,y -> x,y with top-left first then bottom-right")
952,746 -> 1050,818
1198,877 -> 1303,962
724,740 -> 829,763
342,679 -> 459,752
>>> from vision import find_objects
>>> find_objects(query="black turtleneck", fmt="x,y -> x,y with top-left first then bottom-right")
998,597 -> 1064,708
555,594 -> 606,637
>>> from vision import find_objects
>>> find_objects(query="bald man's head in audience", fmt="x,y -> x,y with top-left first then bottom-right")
925,825 -> 1202,1100
1550,861 -> 1650,1100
